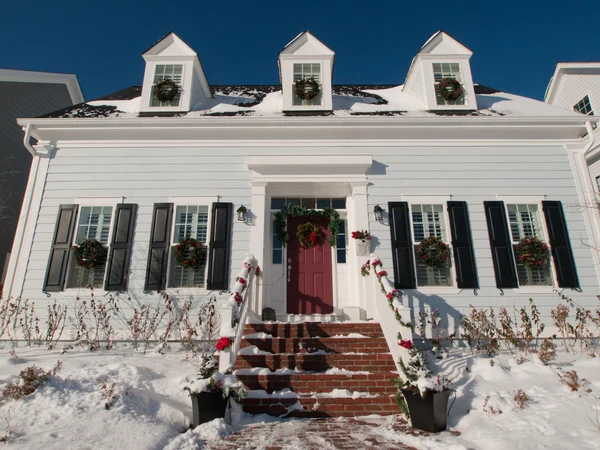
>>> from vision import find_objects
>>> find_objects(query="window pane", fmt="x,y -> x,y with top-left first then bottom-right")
286,198 -> 301,206
169,205 -> 209,288
316,198 -> 331,209
273,249 -> 282,265
337,220 -> 346,264
151,64 -> 183,107
271,198 -> 286,209
331,198 -> 346,209
69,205 -> 112,289
301,198 -> 316,209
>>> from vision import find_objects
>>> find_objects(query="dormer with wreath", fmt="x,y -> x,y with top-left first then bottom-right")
279,31 -> 334,114
139,32 -> 212,114
403,31 -> 478,112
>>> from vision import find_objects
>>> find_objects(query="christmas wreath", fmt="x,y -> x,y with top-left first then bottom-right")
438,78 -> 464,101
296,221 -> 322,248
416,236 -> 449,267
174,238 -> 205,269
72,239 -> 108,270
274,204 -> 340,247
518,236 -> 549,267
295,77 -> 320,101
153,79 -> 180,103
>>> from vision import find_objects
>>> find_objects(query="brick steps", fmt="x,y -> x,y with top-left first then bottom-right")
234,322 -> 399,418
246,322 -> 385,338
242,337 -> 390,354
236,353 -> 396,371
242,395 -> 399,417
236,373 -> 397,395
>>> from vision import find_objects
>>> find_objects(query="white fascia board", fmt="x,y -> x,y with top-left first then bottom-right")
0,69 -> 84,104
16,116 -> 598,142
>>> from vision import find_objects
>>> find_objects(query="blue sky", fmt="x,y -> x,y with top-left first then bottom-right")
1,0 -> 598,102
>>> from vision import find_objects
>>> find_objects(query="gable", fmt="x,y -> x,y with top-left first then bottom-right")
419,31 -> 472,57
143,32 -> 197,58
280,31 -> 334,56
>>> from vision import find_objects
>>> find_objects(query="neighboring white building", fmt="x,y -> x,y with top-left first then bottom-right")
0,69 -> 83,285
545,62 -> 600,282
4,31 -> 600,338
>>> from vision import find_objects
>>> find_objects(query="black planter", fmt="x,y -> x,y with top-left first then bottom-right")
191,391 -> 228,427
401,388 -> 452,433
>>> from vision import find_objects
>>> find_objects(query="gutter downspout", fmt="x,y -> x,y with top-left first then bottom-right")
3,124 -> 39,298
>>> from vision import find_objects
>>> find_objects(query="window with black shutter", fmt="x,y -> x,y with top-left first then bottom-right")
388,202 -> 416,289
43,204 -> 79,292
484,201 -> 519,289
542,201 -> 579,289
207,202 -> 233,290
447,201 -> 478,289
145,203 -> 173,291
105,204 -> 137,291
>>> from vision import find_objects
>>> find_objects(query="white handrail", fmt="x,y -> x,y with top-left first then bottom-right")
218,253 -> 258,372
361,253 -> 412,374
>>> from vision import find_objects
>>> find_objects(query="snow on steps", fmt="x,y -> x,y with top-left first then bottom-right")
235,322 -> 399,417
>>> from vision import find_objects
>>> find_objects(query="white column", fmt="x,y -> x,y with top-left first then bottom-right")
349,181 -> 370,316
250,181 -> 267,316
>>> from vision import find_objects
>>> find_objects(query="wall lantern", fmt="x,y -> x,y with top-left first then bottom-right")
237,205 -> 248,222
374,204 -> 384,222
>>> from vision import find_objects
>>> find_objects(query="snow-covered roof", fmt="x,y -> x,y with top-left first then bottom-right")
42,84 -> 585,119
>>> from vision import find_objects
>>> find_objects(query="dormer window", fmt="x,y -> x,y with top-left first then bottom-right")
150,64 -> 183,107
139,32 -> 212,114
293,63 -> 322,106
433,63 -> 464,106
573,95 -> 593,115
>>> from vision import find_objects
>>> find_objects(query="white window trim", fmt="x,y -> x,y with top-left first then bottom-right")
496,196 -> 557,291
164,197 -> 217,294
404,198 -> 457,292
64,198 -> 120,294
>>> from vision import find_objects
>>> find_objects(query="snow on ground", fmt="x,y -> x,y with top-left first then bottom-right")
1,344 -> 599,449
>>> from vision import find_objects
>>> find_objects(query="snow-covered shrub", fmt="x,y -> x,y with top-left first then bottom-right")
2,361 -> 62,401
71,290 -> 120,350
461,306 -> 500,356
558,370 -> 590,392
513,389 -> 529,409
539,338 -> 557,365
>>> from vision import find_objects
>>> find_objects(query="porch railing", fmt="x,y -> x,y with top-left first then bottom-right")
218,253 -> 259,372
362,253 -> 412,373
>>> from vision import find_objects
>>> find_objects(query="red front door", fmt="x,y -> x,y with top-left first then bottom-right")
286,216 -> 334,314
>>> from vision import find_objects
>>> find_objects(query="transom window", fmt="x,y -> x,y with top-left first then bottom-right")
68,206 -> 113,289
293,63 -> 322,106
411,204 -> 451,286
507,204 -> 552,286
270,197 -> 347,264
151,64 -> 183,107
433,62 -> 465,106
168,205 -> 209,288
573,95 -> 593,116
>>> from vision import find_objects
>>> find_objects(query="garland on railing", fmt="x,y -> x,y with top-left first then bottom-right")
361,258 -> 413,330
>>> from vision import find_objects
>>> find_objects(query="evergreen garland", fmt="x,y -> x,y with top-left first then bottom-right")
274,204 -> 341,247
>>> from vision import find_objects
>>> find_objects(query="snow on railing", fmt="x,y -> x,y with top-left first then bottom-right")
361,253 -> 412,373
217,253 -> 259,372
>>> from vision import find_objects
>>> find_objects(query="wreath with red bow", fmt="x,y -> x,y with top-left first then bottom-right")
438,78 -> 464,101
174,238 -> 205,269
296,221 -> 322,248
295,77 -> 320,101
72,239 -> 108,269
416,236 -> 449,267
153,79 -> 180,103
518,236 -> 549,267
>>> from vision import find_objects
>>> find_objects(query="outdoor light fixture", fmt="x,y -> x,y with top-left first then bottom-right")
374,204 -> 384,222
237,205 -> 248,222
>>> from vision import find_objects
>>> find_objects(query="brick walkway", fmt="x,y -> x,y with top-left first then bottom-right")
204,415 -> 447,450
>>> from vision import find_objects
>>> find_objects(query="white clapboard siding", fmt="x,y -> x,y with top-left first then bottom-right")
8,141 -> 599,337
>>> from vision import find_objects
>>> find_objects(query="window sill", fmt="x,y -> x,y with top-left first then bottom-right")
404,287 -> 460,296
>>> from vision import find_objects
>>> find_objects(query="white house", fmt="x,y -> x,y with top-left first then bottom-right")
4,30 -> 600,342
545,63 -> 600,281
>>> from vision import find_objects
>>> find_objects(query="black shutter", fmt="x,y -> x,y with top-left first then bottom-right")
484,201 -> 518,288
43,204 -> 78,292
447,201 -> 479,289
144,203 -> 173,291
207,202 -> 233,290
542,201 -> 579,288
388,202 -> 416,289
105,204 -> 137,291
